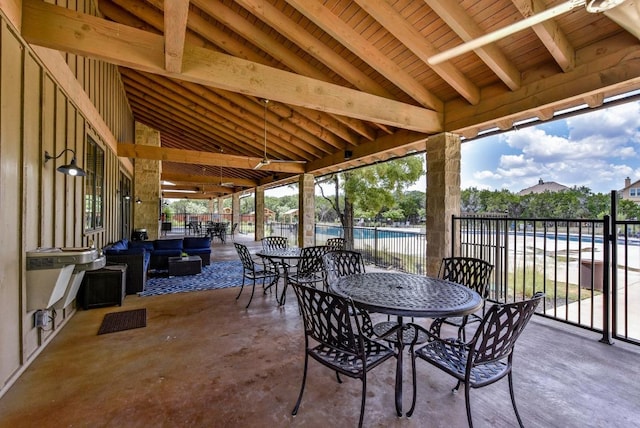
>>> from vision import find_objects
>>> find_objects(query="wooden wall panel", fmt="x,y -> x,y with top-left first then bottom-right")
0,20 -> 24,386
0,2 -> 136,398
22,51 -> 42,360
41,75 -> 55,248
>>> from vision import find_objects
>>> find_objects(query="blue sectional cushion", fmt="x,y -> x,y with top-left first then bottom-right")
183,236 -> 211,249
153,248 -> 182,256
130,240 -> 154,251
154,239 -> 184,251
110,240 -> 128,251
184,248 -> 210,255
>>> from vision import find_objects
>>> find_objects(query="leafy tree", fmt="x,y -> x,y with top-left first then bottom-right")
318,156 -> 424,247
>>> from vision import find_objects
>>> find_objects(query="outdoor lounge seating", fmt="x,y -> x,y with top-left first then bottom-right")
103,237 -> 212,293
290,282 -> 395,428
407,292 -> 545,427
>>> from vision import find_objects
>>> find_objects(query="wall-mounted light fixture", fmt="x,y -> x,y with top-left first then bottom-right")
344,150 -> 353,160
44,149 -> 86,176
135,197 -> 142,204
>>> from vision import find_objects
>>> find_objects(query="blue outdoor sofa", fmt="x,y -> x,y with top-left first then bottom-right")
103,236 -> 212,294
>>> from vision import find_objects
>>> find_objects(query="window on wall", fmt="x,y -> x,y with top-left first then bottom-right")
631,188 -> 637,197
85,137 -> 105,231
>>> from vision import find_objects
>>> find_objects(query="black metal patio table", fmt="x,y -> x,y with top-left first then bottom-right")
255,247 -> 302,305
330,272 -> 483,417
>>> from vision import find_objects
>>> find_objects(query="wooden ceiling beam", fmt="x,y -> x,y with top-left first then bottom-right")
162,172 -> 257,187
122,70 -> 331,159
511,0 -> 575,72
445,35 -> 640,133
118,144 -> 307,174
285,0 -> 443,112
23,0 -> 441,132
354,0 -> 480,105
163,0 -> 190,73
231,0 -> 394,100
148,0 -> 380,141
425,0 -> 522,91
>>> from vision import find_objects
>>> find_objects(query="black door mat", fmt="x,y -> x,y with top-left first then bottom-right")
97,308 -> 147,335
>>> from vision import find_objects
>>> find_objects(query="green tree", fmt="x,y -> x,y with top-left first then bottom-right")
318,155 -> 424,247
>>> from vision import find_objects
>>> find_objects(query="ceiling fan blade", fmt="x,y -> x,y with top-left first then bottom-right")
428,0 -> 584,65
269,159 -> 307,164
254,158 -> 271,170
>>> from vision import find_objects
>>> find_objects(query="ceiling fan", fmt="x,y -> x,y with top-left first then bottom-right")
428,0 -> 629,65
254,99 -> 307,170
218,165 -> 234,187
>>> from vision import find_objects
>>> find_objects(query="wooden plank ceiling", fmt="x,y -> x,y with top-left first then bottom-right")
21,0 -> 640,199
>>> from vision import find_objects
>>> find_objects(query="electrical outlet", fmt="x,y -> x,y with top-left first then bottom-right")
34,310 -> 49,328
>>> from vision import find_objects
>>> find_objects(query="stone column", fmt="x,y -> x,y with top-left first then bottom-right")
133,123 -> 161,240
232,193 -> 240,233
298,173 -> 315,247
217,198 -> 224,218
255,186 -> 265,241
426,132 -> 461,276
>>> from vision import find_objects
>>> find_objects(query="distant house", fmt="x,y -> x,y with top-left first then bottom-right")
518,179 -> 569,196
619,177 -> 640,203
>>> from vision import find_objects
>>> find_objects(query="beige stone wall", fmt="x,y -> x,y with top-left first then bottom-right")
426,133 -> 461,276
133,123 -> 161,240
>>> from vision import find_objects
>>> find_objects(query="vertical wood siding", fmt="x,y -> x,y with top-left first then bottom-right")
0,4 -> 135,397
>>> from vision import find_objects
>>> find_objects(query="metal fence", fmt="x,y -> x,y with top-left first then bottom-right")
314,224 -> 426,273
453,209 -> 640,347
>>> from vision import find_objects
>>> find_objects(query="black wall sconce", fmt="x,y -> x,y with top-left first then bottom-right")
44,149 -> 86,177
135,197 -> 142,204
344,150 -> 353,160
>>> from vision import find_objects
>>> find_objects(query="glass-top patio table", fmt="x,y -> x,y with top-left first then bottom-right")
330,272 -> 483,416
256,247 -> 302,305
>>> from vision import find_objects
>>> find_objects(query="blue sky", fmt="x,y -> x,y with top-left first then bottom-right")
458,99 -> 640,194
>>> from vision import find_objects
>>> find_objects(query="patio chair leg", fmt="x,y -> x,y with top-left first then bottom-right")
508,372 -> 525,428
464,381 -> 474,428
335,371 -> 343,384
407,353 -> 418,417
452,380 -> 462,393
235,277 -> 246,300
292,354 -> 309,416
358,377 -> 367,428
245,280 -> 256,309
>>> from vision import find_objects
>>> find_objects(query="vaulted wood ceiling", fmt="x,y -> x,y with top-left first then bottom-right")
21,0 -> 640,199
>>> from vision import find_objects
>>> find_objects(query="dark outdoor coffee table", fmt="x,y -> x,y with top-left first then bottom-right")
168,256 -> 202,276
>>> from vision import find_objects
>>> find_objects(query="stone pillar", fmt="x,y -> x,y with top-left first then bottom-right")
255,186 -> 265,241
298,174 -> 315,247
232,193 -> 240,229
133,123 -> 161,240
217,198 -> 224,219
426,132 -> 461,276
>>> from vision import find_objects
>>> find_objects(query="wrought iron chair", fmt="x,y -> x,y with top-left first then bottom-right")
261,236 -> 289,250
434,257 -> 494,341
326,237 -> 346,250
322,250 -> 378,337
233,243 -> 279,308
291,282 -> 395,428
407,292 -> 545,427
288,246 -> 330,290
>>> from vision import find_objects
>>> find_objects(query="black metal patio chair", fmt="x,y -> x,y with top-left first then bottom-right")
291,282 -> 395,428
288,245 -> 330,290
435,257 -> 494,341
326,237 -> 346,250
233,243 -> 279,308
407,292 -> 545,427
261,236 -> 289,250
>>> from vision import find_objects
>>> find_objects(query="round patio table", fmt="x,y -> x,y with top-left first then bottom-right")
256,248 -> 302,305
330,272 -> 482,417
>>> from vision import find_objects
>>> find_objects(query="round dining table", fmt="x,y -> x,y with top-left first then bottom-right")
256,247 -> 302,305
330,271 -> 483,417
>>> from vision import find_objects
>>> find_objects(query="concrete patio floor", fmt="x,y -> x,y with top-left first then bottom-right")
1,235 -> 639,427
